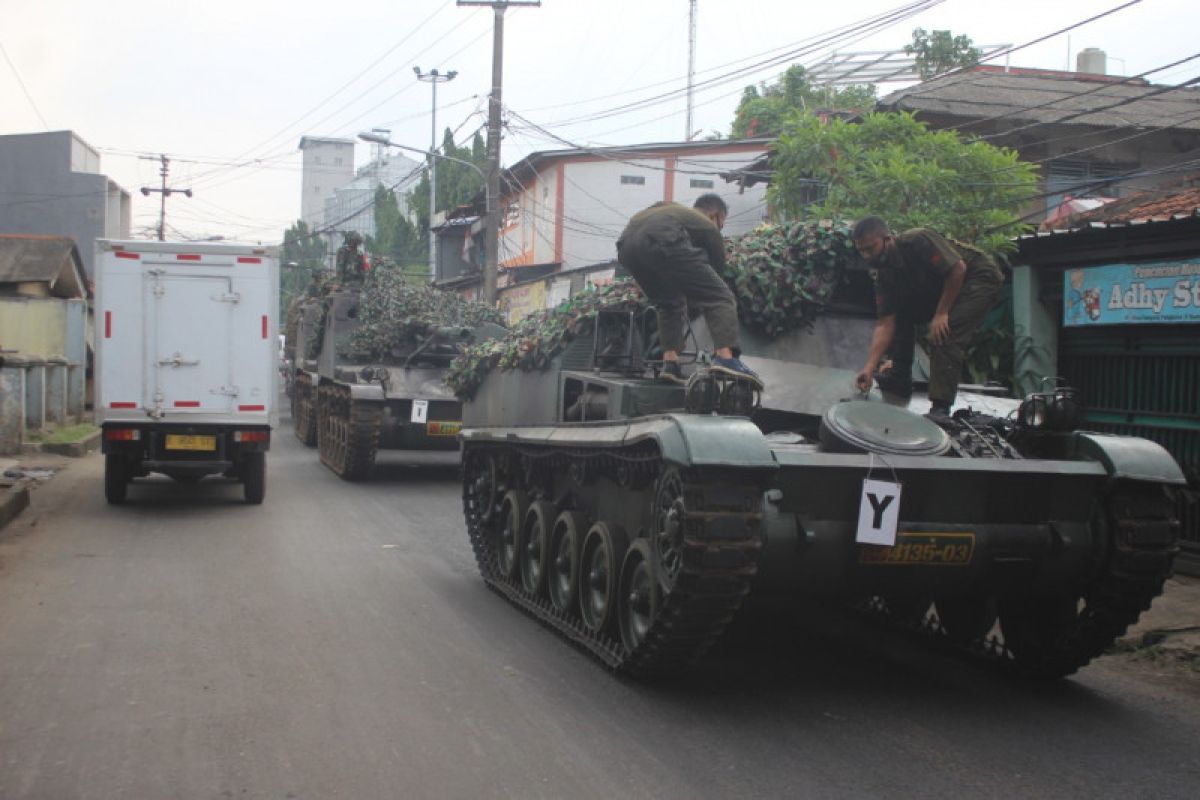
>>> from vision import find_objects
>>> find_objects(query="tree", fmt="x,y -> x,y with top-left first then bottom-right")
279,220 -> 327,315
905,28 -> 981,81
732,65 -> 876,138
408,129 -> 487,234
368,184 -> 425,279
768,111 -> 1038,254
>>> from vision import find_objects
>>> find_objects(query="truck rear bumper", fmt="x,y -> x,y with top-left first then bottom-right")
101,422 -> 270,477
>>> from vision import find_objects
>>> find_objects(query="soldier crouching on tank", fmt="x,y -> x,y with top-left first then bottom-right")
616,193 -> 761,386
851,215 -> 1003,419
335,231 -> 369,286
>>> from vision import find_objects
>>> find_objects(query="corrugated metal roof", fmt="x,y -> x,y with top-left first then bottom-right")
1022,184 -> 1200,240
880,69 -> 1200,132
0,235 -> 88,298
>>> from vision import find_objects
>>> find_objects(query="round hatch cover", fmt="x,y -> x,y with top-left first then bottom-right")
819,400 -> 951,456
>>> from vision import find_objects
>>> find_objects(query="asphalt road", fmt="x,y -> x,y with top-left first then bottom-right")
1,424 -> 1198,800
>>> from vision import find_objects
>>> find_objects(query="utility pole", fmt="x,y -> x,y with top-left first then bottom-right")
414,66 -> 457,284
139,155 -> 192,241
457,0 -> 540,305
686,0 -> 697,141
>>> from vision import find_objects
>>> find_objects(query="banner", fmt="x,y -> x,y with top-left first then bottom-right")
1063,259 -> 1200,326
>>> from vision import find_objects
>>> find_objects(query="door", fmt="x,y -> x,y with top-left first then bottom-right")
145,271 -> 235,414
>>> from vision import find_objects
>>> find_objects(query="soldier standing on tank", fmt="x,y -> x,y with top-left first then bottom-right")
335,231 -> 370,286
616,193 -> 761,386
851,215 -> 1003,418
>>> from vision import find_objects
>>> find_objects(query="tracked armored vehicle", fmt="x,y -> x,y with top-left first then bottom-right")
458,280 -> 1185,680
290,288 -> 504,479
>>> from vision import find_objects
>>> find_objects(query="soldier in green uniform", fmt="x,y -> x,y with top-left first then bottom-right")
617,194 -> 760,385
336,231 -> 369,286
851,215 -> 1003,417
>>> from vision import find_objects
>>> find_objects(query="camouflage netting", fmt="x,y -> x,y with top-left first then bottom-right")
719,219 -> 855,338
445,219 -> 859,399
445,280 -> 648,398
347,262 -> 503,360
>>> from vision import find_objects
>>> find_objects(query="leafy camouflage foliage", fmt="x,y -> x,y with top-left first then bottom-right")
445,220 -> 860,398
719,219 -> 855,338
346,260 -> 502,360
446,281 -> 648,399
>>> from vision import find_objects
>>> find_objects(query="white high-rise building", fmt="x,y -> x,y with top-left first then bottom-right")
298,136 -> 354,229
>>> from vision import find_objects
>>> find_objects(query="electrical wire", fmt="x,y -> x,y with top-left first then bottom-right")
1,39 -> 49,130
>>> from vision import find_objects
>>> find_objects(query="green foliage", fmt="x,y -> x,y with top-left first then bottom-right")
446,281 -> 647,399
408,129 -> 487,234
732,65 -> 876,138
720,220 -> 856,337
769,111 -> 1038,254
280,220 -> 328,317
905,28 -> 981,80
348,259 -> 502,360
368,184 -> 426,279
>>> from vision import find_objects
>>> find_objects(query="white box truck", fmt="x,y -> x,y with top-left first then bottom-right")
94,240 -> 279,504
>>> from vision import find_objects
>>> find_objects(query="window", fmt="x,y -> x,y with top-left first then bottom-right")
335,157 -> 344,166
620,175 -> 646,185
690,179 -> 714,189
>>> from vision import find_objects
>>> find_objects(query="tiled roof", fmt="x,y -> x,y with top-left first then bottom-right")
880,68 -> 1200,132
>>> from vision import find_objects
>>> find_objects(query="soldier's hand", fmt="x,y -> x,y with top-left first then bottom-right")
855,369 -> 873,393
930,313 -> 951,345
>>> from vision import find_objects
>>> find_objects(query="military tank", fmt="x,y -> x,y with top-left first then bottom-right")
288,264 -> 504,480
455,267 -> 1185,680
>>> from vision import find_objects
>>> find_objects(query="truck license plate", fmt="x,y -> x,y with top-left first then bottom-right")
859,532 -> 975,566
426,421 -> 462,437
165,434 -> 216,451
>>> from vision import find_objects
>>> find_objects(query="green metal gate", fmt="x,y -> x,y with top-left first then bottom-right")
1059,325 -> 1200,566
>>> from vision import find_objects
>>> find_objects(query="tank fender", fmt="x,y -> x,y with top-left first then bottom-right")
631,414 -> 778,469
464,414 -> 778,471
1072,432 -> 1186,485
347,383 -> 385,402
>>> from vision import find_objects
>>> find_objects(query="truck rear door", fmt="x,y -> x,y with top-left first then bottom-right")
144,260 -> 235,415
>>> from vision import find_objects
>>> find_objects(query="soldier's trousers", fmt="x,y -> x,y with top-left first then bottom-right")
617,231 -> 739,355
891,270 -> 1002,405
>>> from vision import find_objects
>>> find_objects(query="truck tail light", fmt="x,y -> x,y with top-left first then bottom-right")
105,428 -> 141,441
234,430 -> 269,443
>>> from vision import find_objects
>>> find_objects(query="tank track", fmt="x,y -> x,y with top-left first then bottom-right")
462,441 -> 766,678
864,481 -> 1180,678
292,372 -> 317,447
317,383 -> 381,481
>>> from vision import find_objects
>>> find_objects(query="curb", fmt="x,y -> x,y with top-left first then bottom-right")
0,484 -> 31,533
20,429 -> 101,458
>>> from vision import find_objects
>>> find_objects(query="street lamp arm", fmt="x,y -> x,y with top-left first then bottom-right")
356,133 -> 486,184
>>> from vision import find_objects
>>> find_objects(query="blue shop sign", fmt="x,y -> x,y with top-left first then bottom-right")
1063,259 -> 1200,326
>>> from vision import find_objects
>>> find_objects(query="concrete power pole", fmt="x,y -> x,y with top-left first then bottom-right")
457,0 -> 540,306
415,67 -> 457,284
139,155 -> 192,241
686,0 -> 697,141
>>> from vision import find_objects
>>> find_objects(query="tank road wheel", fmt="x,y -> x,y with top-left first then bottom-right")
293,374 -> 317,447
935,596 -> 997,644
618,539 -> 661,654
463,450 -> 501,527
547,511 -> 587,616
318,385 -> 380,481
104,454 -> 129,505
495,490 -> 529,581
579,522 -> 628,635
519,501 -> 556,596
653,469 -> 687,588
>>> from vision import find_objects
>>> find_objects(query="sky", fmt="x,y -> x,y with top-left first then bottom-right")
2,0 -> 1198,244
